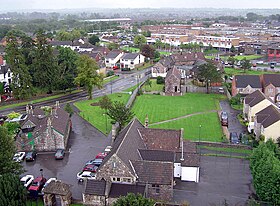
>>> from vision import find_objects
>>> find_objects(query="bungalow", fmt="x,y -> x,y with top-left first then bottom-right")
151,62 -> 168,78
232,75 -> 262,97
120,53 -> 145,70
261,74 -> 280,104
105,50 -> 124,68
83,118 -> 199,205
243,90 -> 273,132
254,105 -> 280,142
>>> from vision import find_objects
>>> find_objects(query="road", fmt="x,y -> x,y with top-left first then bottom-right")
0,68 -> 150,115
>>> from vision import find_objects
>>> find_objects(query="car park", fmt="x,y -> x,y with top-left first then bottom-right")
13,152 -> 26,162
26,151 -> 37,161
28,176 -> 47,192
20,175 -> 34,188
77,171 -> 96,181
220,111 -> 228,127
55,149 -> 65,160
83,164 -> 99,173
230,132 -> 240,144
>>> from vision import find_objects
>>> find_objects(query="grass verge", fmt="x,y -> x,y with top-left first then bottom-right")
201,153 -> 248,159
225,67 -> 279,76
198,145 -> 252,154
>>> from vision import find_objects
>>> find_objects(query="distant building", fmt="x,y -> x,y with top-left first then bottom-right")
193,36 -> 240,50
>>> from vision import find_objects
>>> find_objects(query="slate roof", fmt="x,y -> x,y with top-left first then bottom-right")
131,160 -> 173,185
138,149 -> 175,162
262,74 -> 280,87
84,179 -> 106,195
234,75 -> 261,88
122,53 -> 140,60
159,56 -> 175,68
109,183 -> 145,198
138,127 -> 181,151
106,50 -> 122,59
175,152 -> 200,167
165,66 -> 181,81
49,40 -> 72,46
183,140 -> 197,153
244,90 -> 267,107
152,62 -> 167,74
256,105 -> 280,128
43,181 -> 71,196
172,52 -> 205,63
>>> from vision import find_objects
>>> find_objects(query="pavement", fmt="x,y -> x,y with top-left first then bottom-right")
173,155 -> 254,205
21,112 -> 111,200
219,100 -> 246,134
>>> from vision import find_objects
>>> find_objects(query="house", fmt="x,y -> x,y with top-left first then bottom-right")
83,118 -> 199,205
120,53 -> 145,70
151,62 -> 168,78
15,102 -> 71,152
171,52 -> 206,66
261,74 -> 280,103
165,66 -> 183,95
105,50 -> 124,68
243,90 -> 273,131
81,51 -> 103,62
232,75 -> 262,97
254,105 -> 280,142
0,65 -> 12,86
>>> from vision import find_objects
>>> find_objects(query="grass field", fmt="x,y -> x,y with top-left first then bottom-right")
122,46 -> 140,53
159,51 -> 172,55
224,67 -> 278,76
74,93 -> 130,134
143,79 -> 164,92
206,55 -> 263,61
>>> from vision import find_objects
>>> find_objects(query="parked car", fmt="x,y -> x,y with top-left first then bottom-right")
13,152 -> 26,162
112,66 -> 119,70
218,87 -> 224,94
42,177 -> 57,194
55,149 -> 65,160
25,151 -> 37,161
104,146 -> 112,153
83,164 -> 99,173
85,158 -> 103,167
230,132 -> 240,144
20,175 -> 34,188
28,176 -> 47,192
95,152 -> 107,159
220,111 -> 228,127
77,171 -> 96,181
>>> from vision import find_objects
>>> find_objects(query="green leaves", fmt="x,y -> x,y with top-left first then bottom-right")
113,193 -> 154,206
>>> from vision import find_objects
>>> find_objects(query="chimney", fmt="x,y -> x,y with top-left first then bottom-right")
180,128 -> 184,161
145,114 -> 149,128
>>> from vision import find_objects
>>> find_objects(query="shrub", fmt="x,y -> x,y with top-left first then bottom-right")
106,71 -> 114,77
156,76 -> 164,84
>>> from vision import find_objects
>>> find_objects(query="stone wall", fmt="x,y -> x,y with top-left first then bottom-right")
82,194 -> 106,206
147,184 -> 173,202
165,75 -> 180,94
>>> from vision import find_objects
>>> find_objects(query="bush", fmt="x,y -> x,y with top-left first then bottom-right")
156,76 -> 164,84
230,94 -> 241,105
106,71 -> 114,77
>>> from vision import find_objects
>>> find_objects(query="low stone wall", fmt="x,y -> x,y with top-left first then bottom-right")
195,141 -> 252,149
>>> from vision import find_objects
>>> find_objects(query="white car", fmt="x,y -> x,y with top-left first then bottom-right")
77,171 -> 96,181
20,175 -> 34,188
42,177 -> 57,194
104,146 -> 112,153
13,152 -> 26,162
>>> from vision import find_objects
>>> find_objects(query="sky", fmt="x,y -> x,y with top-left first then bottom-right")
1,0 -> 280,11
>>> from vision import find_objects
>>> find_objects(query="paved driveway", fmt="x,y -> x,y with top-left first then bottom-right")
22,112 -> 111,200
220,100 -> 246,134
173,155 -> 254,205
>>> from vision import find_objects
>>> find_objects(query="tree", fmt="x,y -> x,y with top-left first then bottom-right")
230,45 -> 236,53
74,55 -> 103,100
88,34 -> 100,45
32,30 -> 58,93
196,62 -> 222,93
64,103 -> 74,117
133,35 -> 147,48
227,56 -> 236,68
113,193 -> 154,206
145,77 -> 152,88
107,101 -> 134,130
56,47 -> 78,91
141,44 -> 155,59
0,173 -> 27,206
99,95 -> 112,111
156,76 -> 164,84
56,30 -> 72,41
241,58 -> 252,72
0,126 -> 22,175
108,42 -> 119,50
142,30 -> 151,37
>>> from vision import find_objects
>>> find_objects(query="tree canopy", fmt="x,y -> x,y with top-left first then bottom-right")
88,34 -> 100,45
133,35 -> 147,48
141,44 -> 155,59
240,58 -> 252,72
112,193 -> 154,206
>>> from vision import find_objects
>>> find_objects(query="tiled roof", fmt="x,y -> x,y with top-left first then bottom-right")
175,152 -> 200,167
256,105 -> 280,128
183,141 -> 197,153
131,160 -> 173,185
244,90 -> 267,107
138,128 -> 181,151
138,149 -> 175,162
263,74 -> 280,87
172,52 -> 205,62
109,183 -> 145,198
84,179 -> 106,195
43,181 -> 71,196
106,50 -> 122,59
234,75 -> 261,88
122,53 -> 140,60
152,62 -> 167,74
165,66 -> 181,80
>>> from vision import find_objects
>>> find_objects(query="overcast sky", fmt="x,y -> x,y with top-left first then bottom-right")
1,0 -> 280,11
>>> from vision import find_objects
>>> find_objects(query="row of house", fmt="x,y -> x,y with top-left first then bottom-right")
82,118 -> 200,205
243,90 -> 280,142
105,50 -> 145,70
232,74 -> 280,105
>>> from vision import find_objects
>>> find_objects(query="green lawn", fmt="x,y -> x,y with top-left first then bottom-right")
143,79 -> 164,92
122,46 -> 140,53
198,145 -> 252,154
206,55 -> 263,61
103,75 -> 119,85
0,90 -> 81,111
74,93 -> 130,134
224,67 -> 278,76
132,93 -> 225,124
159,51 -> 172,55
136,62 -> 154,71
150,112 -> 223,142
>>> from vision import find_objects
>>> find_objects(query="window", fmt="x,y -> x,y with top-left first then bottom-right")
152,184 -> 160,194
268,88 -> 274,94
106,60 -> 109,63
117,177 -> 120,182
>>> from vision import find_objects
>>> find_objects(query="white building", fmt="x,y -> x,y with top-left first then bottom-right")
105,50 -> 124,68
120,53 -> 145,70
193,35 -> 240,49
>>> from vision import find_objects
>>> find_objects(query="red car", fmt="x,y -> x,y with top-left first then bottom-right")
112,66 -> 119,70
28,176 -> 47,192
95,152 -> 107,159
83,164 -> 98,173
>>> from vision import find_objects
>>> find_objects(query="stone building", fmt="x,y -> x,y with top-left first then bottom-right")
165,66 -> 183,95
15,102 -> 71,152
